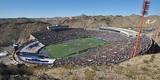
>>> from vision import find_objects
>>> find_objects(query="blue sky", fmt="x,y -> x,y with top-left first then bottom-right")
0,0 -> 159,18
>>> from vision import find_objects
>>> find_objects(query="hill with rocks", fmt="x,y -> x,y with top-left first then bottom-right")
41,15 -> 160,28
0,18 -> 50,47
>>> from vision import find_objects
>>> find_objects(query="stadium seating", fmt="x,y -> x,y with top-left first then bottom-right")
18,27 -> 152,65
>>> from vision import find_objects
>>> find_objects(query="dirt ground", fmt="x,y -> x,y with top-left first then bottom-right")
29,53 -> 160,80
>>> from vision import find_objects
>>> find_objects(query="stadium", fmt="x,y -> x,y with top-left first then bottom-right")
16,25 -> 153,65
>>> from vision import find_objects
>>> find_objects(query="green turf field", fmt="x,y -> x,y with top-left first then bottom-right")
43,38 -> 108,58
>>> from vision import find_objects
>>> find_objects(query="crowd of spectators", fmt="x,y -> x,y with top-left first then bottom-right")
32,28 -> 90,45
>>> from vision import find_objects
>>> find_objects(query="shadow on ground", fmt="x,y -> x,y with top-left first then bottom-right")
147,40 -> 160,54
0,63 -> 33,80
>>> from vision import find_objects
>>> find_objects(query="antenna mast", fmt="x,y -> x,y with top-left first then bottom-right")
132,0 -> 150,57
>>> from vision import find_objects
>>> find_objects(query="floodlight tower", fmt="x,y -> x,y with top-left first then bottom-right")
132,0 -> 150,57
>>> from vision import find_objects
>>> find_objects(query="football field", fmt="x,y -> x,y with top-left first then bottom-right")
43,38 -> 108,58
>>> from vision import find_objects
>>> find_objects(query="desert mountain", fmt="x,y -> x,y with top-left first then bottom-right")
0,18 -> 50,47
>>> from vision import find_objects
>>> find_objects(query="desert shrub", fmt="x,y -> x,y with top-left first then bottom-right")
0,63 -> 33,80
84,69 -> 96,80
62,63 -> 73,69
16,64 -> 33,75
149,55 -> 155,62
141,67 -> 149,71
143,60 -> 149,64
91,65 -> 100,71
70,76 -> 79,80
38,73 -> 60,80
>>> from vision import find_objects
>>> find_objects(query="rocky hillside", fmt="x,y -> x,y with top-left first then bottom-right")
0,18 -> 50,47
43,15 -> 160,28
152,26 -> 160,44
